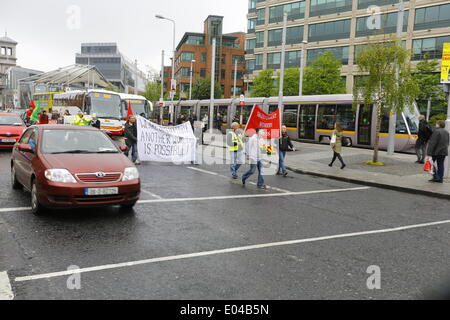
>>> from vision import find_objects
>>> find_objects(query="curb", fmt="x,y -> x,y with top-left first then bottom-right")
287,166 -> 450,200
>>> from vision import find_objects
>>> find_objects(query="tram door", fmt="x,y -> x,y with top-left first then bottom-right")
357,104 -> 372,145
299,105 -> 316,140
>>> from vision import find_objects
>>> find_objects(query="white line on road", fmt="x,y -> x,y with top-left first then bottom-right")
0,271 -> 14,300
136,187 -> 371,204
141,189 -> 163,200
0,207 -> 31,213
187,167 -> 219,176
14,218 -> 450,282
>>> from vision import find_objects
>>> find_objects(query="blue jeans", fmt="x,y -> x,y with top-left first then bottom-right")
230,151 -> 243,176
278,151 -> 287,174
242,161 -> 265,187
125,142 -> 138,163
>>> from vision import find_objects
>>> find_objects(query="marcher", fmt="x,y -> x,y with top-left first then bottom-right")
38,111 -> 49,125
427,120 -> 449,183
124,115 -> 140,165
329,123 -> 346,170
227,122 -> 245,179
64,110 -> 71,116
216,113 -> 222,130
26,107 -> 33,124
415,115 -> 433,164
242,128 -> 266,189
72,112 -> 90,126
91,114 -> 101,129
51,110 -> 60,120
278,126 -> 295,176
176,114 -> 183,125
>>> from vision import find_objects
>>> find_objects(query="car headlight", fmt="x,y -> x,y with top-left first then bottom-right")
44,169 -> 77,183
123,167 -> 139,181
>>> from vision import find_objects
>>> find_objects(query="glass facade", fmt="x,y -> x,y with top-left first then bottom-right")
356,11 -> 408,37
181,52 -> 195,61
185,35 -> 205,46
267,26 -> 303,47
269,1 -> 305,24
412,36 -> 450,60
310,0 -> 353,17
308,19 -> 351,42
248,18 -> 256,33
256,32 -> 265,48
414,3 -> 450,31
307,46 -> 349,65
357,0 -> 398,10
267,52 -> 281,69
246,38 -> 256,53
257,8 -> 266,26
286,51 -> 301,68
255,54 -> 263,70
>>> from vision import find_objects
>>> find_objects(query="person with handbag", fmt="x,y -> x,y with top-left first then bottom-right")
427,120 -> 449,183
329,123 -> 346,170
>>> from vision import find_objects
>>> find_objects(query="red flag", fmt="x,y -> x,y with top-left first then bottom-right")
30,100 -> 36,110
126,102 -> 134,121
244,105 -> 282,140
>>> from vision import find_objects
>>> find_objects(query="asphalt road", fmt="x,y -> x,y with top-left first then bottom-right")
0,147 -> 450,300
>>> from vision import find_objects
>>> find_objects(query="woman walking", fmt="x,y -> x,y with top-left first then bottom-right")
329,123 -> 346,170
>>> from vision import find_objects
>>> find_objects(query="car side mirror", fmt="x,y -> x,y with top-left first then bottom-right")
120,145 -> 128,152
18,144 -> 33,153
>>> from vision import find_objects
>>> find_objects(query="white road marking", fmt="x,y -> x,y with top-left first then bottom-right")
14,218 -> 450,282
0,271 -> 14,300
136,187 -> 371,204
0,207 -> 31,213
187,166 -> 292,193
141,189 -> 163,200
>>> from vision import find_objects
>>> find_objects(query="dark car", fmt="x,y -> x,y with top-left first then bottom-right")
11,125 -> 141,215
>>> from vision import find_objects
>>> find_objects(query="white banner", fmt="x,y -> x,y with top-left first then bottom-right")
136,116 -> 197,163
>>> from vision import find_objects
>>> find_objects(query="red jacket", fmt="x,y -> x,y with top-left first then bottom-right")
39,114 -> 49,124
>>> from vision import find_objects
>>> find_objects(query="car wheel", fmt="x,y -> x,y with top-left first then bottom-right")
31,181 -> 44,215
11,165 -> 22,190
120,201 -> 137,212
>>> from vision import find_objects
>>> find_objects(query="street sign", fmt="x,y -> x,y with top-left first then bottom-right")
159,99 -> 165,107
240,94 -> 245,107
171,79 -> 177,91
441,43 -> 450,84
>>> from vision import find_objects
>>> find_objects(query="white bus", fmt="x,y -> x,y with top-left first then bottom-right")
53,89 -> 125,136
118,93 -> 153,120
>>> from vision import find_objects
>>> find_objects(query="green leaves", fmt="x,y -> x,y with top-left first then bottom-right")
191,77 -> 222,100
143,82 -> 162,103
250,69 -> 275,98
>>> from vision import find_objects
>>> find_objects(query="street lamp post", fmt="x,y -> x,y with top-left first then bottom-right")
299,40 -> 307,96
277,12 -> 288,120
189,59 -> 196,100
156,14 -> 176,124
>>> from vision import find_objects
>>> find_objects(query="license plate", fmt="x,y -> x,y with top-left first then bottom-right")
1,139 -> 16,143
84,187 -> 119,196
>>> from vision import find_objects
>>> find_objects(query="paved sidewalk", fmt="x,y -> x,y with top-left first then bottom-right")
203,133 -> 450,199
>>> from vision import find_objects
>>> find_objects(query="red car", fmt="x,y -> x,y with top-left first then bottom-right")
11,125 -> 141,215
0,113 -> 27,148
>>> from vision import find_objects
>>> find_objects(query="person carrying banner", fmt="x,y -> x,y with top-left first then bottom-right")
242,128 -> 266,189
227,122 -> 245,179
125,115 -> 140,165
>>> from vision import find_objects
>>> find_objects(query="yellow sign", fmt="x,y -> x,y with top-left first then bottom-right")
441,43 -> 450,84
103,94 -> 111,99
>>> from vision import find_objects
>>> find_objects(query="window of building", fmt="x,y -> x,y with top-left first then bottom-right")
255,54 -> 263,70
286,51 -> 301,68
246,39 -> 256,54
256,32 -> 265,48
267,52 -> 281,69
232,55 -> 245,65
308,19 -> 351,42
200,69 -> 207,78
249,0 -> 256,12
185,35 -> 205,46
201,53 -> 207,63
223,38 -> 239,49
268,29 -> 283,47
221,69 -> 226,79
269,1 -> 305,24
414,3 -> 450,31
310,0 -> 352,17
221,54 -> 227,64
287,26 -> 304,45
307,46 -> 349,65
356,11 -> 408,37
181,52 -> 195,62
257,8 -> 266,26
231,86 -> 244,96
181,67 -> 190,77
6,47 -> 12,56
180,83 -> 190,92
231,70 -> 244,81
357,0 -> 397,10
246,59 -> 256,72
248,18 -> 256,33
0,47 -> 5,55
412,36 -> 450,60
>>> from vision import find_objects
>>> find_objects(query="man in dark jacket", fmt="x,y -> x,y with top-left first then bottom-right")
427,120 -> 449,183
277,126 -> 295,177
415,115 -> 433,164
124,115 -> 140,165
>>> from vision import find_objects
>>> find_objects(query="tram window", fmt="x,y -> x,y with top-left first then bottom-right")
241,105 -> 254,124
380,114 -> 408,134
217,106 -> 228,123
269,105 -> 278,114
318,105 -> 337,130
200,106 -> 209,120
284,106 -> 298,128
336,104 -> 355,131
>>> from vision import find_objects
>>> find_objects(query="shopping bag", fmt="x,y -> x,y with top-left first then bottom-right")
423,157 -> 433,173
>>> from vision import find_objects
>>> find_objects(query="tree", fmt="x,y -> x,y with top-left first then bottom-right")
105,83 -> 120,93
191,77 -> 222,100
250,69 -> 275,97
413,54 -> 446,119
354,40 -> 420,164
143,82 -> 162,103
303,52 -> 346,95
274,68 -> 300,96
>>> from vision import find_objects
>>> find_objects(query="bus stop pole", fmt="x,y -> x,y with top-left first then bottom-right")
445,83 -> 450,178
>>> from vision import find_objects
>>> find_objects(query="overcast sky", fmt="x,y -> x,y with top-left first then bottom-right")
0,0 -> 247,74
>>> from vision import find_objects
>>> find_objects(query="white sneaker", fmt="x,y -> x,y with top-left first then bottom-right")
134,161 -> 141,165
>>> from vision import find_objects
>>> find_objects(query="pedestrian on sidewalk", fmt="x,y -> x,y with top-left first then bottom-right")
427,120 -> 449,183
227,122 -> 245,179
415,115 -> 433,164
242,128 -> 266,189
124,115 -> 140,165
277,126 -> 295,177
329,123 -> 346,170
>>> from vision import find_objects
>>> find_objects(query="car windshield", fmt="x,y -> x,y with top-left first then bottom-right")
41,129 -> 119,154
0,115 -> 23,126
89,93 -> 121,120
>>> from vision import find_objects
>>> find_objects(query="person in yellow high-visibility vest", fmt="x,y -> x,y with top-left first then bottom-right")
72,112 -> 90,126
227,122 -> 245,179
